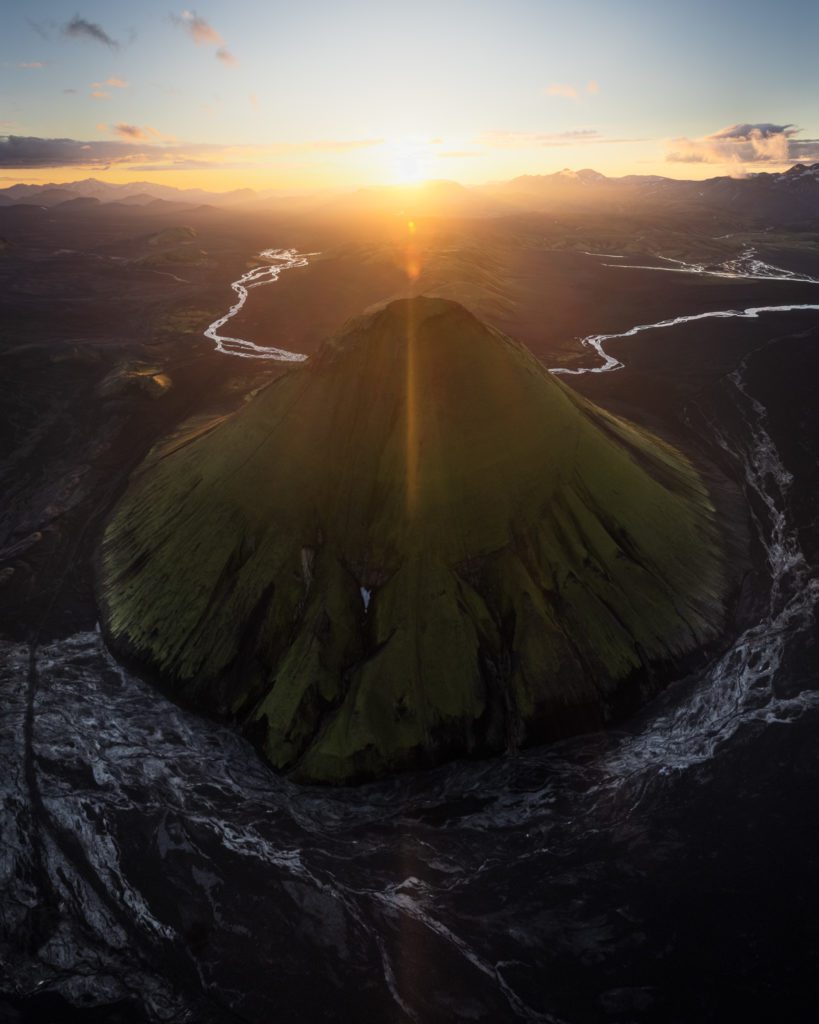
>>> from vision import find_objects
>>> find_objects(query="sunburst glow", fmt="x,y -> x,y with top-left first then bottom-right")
388,138 -> 435,184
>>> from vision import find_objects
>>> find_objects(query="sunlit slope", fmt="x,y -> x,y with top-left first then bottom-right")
99,297 -> 727,783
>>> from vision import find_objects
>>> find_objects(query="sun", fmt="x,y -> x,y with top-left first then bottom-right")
388,138 -> 433,185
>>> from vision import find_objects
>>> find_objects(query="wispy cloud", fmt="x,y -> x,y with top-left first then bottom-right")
88,78 -> 127,100
286,139 -> 384,153
480,129 -> 604,148
0,134 -> 385,169
27,18 -> 51,41
544,80 -> 599,101
437,150 -> 485,158
667,123 -> 819,166
63,16 -> 119,49
171,10 -> 223,45
106,123 -> 177,142
171,10 -> 236,63
478,130 -> 644,152
111,123 -> 149,141
545,84 -> 578,100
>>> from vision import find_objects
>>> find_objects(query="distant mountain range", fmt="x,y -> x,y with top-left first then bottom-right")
1,164 -> 817,226
477,163 -> 819,223
0,177 -> 258,209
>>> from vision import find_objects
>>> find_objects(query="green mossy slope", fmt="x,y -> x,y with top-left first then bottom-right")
99,297 -> 727,782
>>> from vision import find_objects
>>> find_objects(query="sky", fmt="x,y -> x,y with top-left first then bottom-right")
1,0 -> 818,191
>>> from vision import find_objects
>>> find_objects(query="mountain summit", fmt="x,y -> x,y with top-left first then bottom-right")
99,297 -> 727,783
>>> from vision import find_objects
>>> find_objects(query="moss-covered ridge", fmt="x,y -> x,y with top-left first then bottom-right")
99,297 -> 727,783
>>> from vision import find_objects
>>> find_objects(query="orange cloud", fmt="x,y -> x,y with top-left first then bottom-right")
100,123 -> 178,143
544,81 -> 599,100
91,90 -> 111,100
171,11 -> 238,64
92,78 -> 128,90
545,83 -> 578,100
175,10 -> 223,44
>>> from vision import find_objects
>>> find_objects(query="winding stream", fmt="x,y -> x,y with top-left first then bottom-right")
204,247 -> 316,360
551,248 -> 819,375
550,302 -> 819,375
603,248 -> 819,284
203,245 -> 819,377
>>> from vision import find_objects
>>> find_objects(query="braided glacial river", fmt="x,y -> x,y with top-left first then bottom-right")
2,248 -> 818,1022
203,246 -> 819,376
